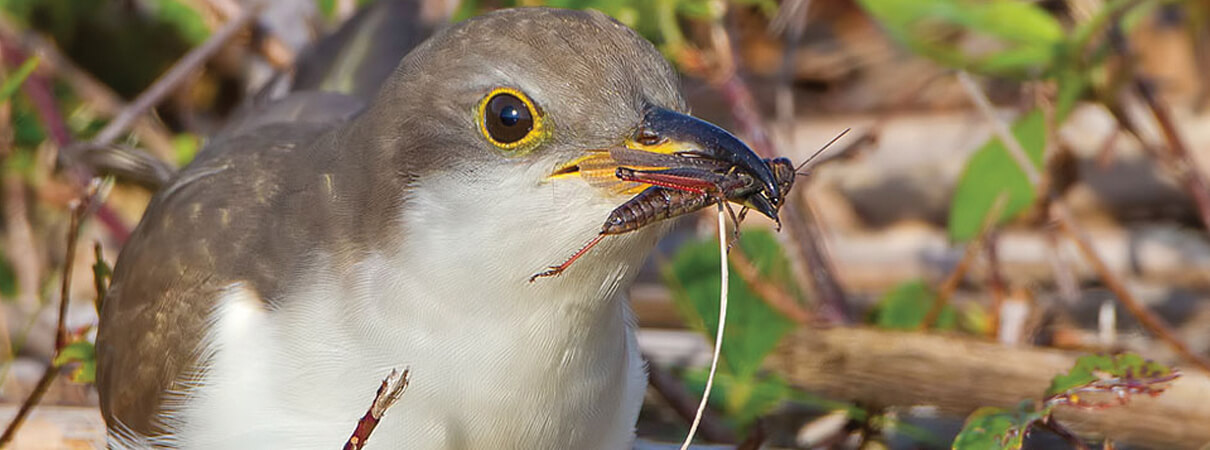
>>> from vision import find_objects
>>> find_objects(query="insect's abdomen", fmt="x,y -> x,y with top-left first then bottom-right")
602,188 -> 709,235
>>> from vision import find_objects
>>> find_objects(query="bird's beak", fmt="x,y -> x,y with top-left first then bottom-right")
550,107 -> 778,205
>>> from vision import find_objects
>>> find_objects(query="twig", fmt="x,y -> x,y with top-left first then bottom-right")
0,180 -> 103,446
344,368 -> 410,450
921,194 -> 1007,329
679,204 -> 730,450
957,72 -> 1210,372
67,2 -> 263,158
0,35 -> 129,241
0,42 -> 70,148
1107,26 -> 1210,233
1038,416 -> 1091,450
92,243 -> 110,313
735,418 -> 767,450
202,0 -> 295,69
0,15 -> 176,161
643,358 -> 736,444
956,72 -> 1041,186
728,247 -> 810,324
1133,79 -> 1210,232
1054,205 -> 1210,371
688,11 -> 851,324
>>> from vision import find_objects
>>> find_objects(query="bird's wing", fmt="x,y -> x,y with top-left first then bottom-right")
97,2 -> 439,436
96,118 -> 340,437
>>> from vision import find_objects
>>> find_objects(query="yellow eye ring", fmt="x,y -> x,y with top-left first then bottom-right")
477,88 -> 548,153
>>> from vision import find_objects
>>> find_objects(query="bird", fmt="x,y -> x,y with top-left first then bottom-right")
95,7 -> 773,449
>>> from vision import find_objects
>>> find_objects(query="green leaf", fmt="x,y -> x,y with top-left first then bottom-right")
857,0 -> 1063,76
173,133 -> 201,167
870,280 -> 955,330
664,230 -> 797,380
54,340 -> 96,367
1046,353 -> 1178,403
953,401 -> 1048,450
92,244 -> 112,312
54,340 -> 97,384
12,96 -> 45,148
1054,66 -> 1088,120
948,109 -> 1046,242
0,55 -> 40,102
150,0 -> 209,45
683,370 -> 790,429
73,359 -> 96,384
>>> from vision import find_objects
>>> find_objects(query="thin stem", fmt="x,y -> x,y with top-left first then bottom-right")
957,71 -> 1210,372
75,3 -> 262,154
644,358 -> 736,443
956,71 -> 1042,186
729,248 -> 810,324
922,194 -> 1007,329
1054,205 -> 1210,371
680,203 -> 730,449
0,183 -> 100,446
344,369 -> 410,450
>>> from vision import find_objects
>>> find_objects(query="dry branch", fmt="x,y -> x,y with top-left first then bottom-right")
644,358 -> 737,444
344,369 -> 410,450
768,326 -> 1210,449
686,10 -> 851,324
67,2 -> 263,159
956,71 -> 1210,373
0,15 -> 176,161
728,248 -> 810,324
0,180 -> 105,447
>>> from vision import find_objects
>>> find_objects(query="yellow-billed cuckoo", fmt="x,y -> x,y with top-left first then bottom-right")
96,7 -> 773,449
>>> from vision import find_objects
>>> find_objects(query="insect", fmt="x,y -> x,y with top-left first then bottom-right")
528,130 -> 848,282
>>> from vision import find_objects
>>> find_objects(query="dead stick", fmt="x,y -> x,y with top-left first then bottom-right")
0,15 -> 176,161
0,184 -> 100,446
643,356 -> 737,444
921,194 -> 1007,329
692,15 -> 851,323
71,3 -> 262,156
728,248 -> 810,324
203,0 -> 295,69
1054,205 -> 1210,371
1107,25 -> 1210,234
1133,79 -> 1210,233
957,71 -> 1210,373
344,368 -> 410,450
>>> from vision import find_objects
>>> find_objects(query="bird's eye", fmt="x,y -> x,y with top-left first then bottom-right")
478,88 -> 545,151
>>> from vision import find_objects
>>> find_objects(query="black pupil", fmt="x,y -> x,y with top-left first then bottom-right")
485,94 -> 533,144
500,106 -> 520,126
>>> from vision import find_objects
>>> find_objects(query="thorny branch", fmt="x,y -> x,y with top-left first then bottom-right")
0,179 -> 108,447
957,71 -> 1210,373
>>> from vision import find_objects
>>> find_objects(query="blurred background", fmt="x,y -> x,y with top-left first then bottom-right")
0,0 -> 1208,448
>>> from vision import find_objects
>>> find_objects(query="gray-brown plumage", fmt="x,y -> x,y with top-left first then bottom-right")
97,7 -> 769,448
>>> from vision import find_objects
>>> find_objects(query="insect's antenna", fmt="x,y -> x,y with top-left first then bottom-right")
796,128 -> 852,174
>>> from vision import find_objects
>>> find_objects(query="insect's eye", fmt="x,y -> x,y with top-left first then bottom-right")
478,88 -> 544,151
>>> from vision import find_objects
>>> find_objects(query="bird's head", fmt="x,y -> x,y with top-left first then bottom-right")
346,8 -> 769,294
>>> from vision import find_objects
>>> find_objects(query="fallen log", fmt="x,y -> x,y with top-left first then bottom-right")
769,326 -> 1210,449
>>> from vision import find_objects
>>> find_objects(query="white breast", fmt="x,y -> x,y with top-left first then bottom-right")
147,164 -> 661,449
